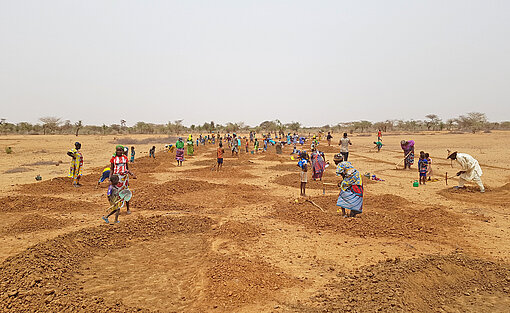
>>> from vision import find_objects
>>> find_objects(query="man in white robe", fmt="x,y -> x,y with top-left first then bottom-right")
447,152 -> 485,193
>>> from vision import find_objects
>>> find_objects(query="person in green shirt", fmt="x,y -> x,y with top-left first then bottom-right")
373,141 -> 383,152
175,137 -> 185,166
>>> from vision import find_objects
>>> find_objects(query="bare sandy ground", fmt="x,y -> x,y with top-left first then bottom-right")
1,131 -> 509,312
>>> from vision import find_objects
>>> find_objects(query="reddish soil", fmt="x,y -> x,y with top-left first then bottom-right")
1,133 -> 510,312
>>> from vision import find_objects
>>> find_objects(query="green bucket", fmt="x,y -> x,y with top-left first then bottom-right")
413,180 -> 419,187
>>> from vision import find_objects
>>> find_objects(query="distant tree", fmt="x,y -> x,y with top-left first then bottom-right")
425,114 -> 441,130
445,119 -> 456,131
39,116 -> 62,135
286,121 -> 301,132
353,120 -> 372,133
259,120 -> 278,132
102,124 -> 108,135
16,122 -> 33,134
120,120 -> 126,128
456,112 -> 488,133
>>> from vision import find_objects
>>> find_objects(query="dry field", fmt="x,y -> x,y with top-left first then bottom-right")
1,132 -> 510,312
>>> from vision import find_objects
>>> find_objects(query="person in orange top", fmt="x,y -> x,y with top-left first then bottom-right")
217,142 -> 225,171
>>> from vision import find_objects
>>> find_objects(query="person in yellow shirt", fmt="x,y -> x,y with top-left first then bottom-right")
67,142 -> 83,187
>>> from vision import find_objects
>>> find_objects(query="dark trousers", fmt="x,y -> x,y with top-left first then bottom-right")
341,152 -> 349,161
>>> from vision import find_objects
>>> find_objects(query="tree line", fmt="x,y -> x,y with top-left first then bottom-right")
0,113 -> 508,135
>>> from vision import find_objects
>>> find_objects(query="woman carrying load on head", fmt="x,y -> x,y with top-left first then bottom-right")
175,137 -> 185,166
67,142 -> 83,187
333,153 -> 363,217
110,145 -> 136,214
310,148 -> 326,181
400,140 -> 415,169
187,135 -> 194,156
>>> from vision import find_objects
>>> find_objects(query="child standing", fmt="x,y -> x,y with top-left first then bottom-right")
245,138 -> 249,153
254,138 -> 259,153
418,151 -> 428,185
297,152 -> 308,196
102,175 -> 121,224
130,146 -> 135,163
149,146 -> 156,158
425,153 -> 433,181
217,143 -> 225,171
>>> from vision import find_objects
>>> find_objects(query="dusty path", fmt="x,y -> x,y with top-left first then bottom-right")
1,132 -> 509,312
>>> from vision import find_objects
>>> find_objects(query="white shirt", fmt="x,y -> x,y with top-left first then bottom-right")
339,137 -> 350,153
456,153 -> 482,181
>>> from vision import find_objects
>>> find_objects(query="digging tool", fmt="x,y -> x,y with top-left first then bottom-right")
306,199 -> 325,212
445,172 -> 458,185
105,189 -> 132,213
395,151 -> 412,169
322,182 -> 337,195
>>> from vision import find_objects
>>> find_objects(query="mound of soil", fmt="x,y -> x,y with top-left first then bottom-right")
438,185 -> 508,207
186,166 -> 258,179
2,214 -> 64,235
133,179 -> 221,211
206,256 -> 295,311
183,184 -> 264,209
214,221 -> 264,241
0,215 -> 212,312
0,195 -> 95,213
310,252 -> 510,312
19,174 -> 98,195
192,156 -> 256,168
273,172 -> 376,190
270,195 -> 462,242
255,153 -> 288,162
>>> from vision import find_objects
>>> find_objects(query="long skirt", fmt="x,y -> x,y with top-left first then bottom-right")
336,185 -> 363,213
404,151 -> 414,166
176,148 -> 184,161
187,145 -> 194,156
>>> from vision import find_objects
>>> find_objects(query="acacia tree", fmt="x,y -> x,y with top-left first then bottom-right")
39,117 -> 62,135
425,114 -> 441,130
456,112 -> 488,133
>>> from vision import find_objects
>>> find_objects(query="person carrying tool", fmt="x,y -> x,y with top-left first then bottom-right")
447,151 -> 485,193
400,140 -> 415,169
102,175 -> 121,224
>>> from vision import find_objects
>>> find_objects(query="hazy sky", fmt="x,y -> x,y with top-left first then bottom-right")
1,0 -> 509,127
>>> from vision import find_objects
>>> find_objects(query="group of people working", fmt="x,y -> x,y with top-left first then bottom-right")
64,131 -> 486,224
